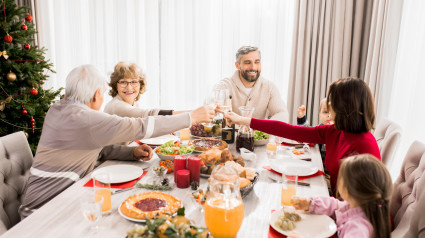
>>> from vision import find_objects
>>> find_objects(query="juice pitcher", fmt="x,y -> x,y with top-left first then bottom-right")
204,165 -> 244,238
236,106 -> 255,153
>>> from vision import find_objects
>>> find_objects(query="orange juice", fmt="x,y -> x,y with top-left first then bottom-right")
179,128 -> 190,141
281,185 -> 296,206
266,142 -> 277,151
204,197 -> 244,238
95,189 -> 111,213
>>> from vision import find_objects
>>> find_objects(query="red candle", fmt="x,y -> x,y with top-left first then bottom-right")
187,156 -> 201,183
176,169 -> 190,188
174,155 -> 187,183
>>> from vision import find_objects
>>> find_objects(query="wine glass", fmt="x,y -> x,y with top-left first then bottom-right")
203,94 -> 217,128
80,196 -> 103,232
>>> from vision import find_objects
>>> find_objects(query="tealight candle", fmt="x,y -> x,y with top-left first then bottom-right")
176,169 -> 190,188
187,156 -> 201,183
174,155 -> 187,183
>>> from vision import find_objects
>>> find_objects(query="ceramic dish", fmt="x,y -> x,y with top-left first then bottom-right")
269,158 -> 318,176
254,138 -> 269,146
270,209 -> 337,237
155,152 -> 192,161
139,134 -> 178,146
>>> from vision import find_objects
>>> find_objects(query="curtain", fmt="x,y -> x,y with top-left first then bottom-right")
287,0 -> 374,125
364,0 -> 403,123
386,0 -> 425,179
35,0 -> 295,111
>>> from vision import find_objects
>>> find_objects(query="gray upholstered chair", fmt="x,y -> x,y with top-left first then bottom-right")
373,118 -> 402,168
391,140 -> 425,237
0,131 -> 33,235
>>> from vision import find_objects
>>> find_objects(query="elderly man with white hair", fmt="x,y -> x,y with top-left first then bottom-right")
19,65 -> 214,219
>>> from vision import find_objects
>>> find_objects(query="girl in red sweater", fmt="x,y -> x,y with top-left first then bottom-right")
226,77 -> 381,192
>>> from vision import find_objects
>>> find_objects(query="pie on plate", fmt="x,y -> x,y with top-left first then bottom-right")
189,138 -> 228,151
120,192 -> 181,220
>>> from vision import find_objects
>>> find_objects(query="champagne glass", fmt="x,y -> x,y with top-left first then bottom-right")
80,196 -> 103,232
203,94 -> 216,128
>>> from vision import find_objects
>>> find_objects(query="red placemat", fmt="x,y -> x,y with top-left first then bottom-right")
83,171 -> 147,189
263,166 -> 324,181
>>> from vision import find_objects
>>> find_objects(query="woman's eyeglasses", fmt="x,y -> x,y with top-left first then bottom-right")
117,81 -> 140,88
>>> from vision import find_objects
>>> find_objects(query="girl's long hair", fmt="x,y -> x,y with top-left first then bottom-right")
337,154 -> 392,238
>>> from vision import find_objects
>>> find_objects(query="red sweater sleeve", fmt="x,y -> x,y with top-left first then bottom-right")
250,118 -> 330,144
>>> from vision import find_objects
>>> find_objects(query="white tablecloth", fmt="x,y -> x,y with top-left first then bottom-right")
2,143 -> 329,238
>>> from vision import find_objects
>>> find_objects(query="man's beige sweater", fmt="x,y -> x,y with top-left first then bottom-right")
214,70 -> 289,122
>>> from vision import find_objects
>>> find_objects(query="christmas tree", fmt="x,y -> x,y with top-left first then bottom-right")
0,0 -> 61,154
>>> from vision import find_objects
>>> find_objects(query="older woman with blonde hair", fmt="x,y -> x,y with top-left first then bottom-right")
104,62 -> 187,117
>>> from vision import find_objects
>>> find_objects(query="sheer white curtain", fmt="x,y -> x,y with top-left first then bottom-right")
36,0 -> 295,110
36,0 -> 161,108
386,0 -> 425,179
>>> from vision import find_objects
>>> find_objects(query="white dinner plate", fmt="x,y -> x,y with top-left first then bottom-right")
270,209 -> 337,238
91,165 -> 144,184
269,158 -> 318,176
139,134 -> 178,146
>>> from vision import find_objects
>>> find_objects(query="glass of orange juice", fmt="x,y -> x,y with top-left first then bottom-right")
281,169 -> 297,207
266,136 -> 278,159
93,173 -> 111,215
179,128 -> 190,141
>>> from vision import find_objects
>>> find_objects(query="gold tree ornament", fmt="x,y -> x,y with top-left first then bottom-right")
24,131 -> 29,138
6,71 -> 17,82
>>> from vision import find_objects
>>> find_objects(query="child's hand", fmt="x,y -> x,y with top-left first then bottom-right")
292,196 -> 310,211
297,105 -> 306,118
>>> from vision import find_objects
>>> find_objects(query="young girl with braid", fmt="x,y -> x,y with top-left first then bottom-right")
291,154 -> 392,238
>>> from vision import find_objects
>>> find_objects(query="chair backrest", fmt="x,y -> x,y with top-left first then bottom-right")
373,118 -> 402,168
0,131 -> 33,235
391,140 -> 425,237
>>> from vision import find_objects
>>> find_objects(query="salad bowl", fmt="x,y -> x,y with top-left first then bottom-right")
155,140 -> 195,161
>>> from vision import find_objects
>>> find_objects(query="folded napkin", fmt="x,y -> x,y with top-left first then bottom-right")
263,166 -> 325,181
83,171 -> 147,189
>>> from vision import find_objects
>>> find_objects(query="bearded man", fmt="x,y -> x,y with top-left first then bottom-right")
213,46 -> 289,122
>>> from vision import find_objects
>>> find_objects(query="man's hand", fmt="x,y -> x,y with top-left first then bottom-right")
297,105 -> 306,119
133,144 -> 153,161
190,106 -> 215,124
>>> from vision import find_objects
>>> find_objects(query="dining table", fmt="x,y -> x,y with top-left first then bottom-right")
1,140 -> 330,238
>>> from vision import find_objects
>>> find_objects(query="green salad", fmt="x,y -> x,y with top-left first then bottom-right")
254,130 -> 270,140
155,140 -> 195,155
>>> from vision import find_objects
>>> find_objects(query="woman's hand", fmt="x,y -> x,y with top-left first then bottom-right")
190,106 -> 215,124
292,196 -> 311,211
224,111 -> 251,126
133,144 -> 153,161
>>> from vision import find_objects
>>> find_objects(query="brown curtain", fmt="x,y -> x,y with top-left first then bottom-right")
287,0 -> 373,125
